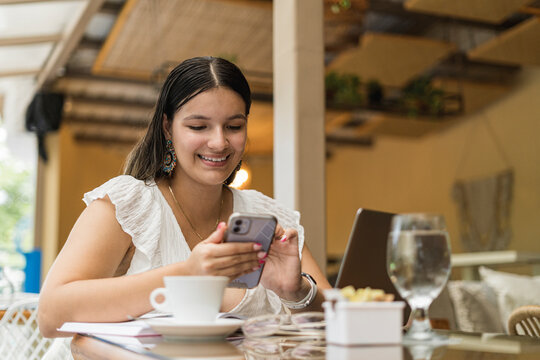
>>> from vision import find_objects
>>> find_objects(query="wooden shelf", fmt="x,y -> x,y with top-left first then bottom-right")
468,17 -> 540,66
358,112 -> 454,138
325,109 -> 455,139
405,0 -> 533,24
328,32 -> 455,88
432,77 -> 511,114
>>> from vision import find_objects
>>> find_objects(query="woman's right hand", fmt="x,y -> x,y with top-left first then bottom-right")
184,222 -> 264,279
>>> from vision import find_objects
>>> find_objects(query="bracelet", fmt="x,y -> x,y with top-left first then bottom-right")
280,272 -> 318,310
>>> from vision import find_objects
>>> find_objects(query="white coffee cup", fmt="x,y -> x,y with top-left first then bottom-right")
150,276 -> 229,323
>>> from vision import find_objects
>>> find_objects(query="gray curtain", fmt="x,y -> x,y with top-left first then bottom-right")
452,169 -> 513,252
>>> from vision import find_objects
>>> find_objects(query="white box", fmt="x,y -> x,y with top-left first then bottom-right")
323,301 -> 405,345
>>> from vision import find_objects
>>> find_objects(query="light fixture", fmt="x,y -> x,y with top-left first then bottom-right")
230,166 -> 251,189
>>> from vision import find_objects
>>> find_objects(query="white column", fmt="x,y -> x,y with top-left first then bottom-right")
273,0 -> 326,271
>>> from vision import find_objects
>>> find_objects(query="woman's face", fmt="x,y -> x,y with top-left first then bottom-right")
165,87 -> 247,186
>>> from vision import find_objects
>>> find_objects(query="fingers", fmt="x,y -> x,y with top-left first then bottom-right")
222,261 -> 262,280
197,247 -> 265,274
201,222 -> 227,244
274,224 -> 285,240
212,251 -> 266,271
201,223 -> 263,255
274,228 -> 298,244
201,242 -> 262,259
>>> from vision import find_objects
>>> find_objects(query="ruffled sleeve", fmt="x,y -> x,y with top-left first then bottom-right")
83,175 -> 162,272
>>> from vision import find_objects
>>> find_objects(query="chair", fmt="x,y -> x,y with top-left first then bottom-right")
508,305 -> 540,337
0,296 -> 54,360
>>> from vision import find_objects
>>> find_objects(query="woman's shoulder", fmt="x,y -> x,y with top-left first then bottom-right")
84,175 -> 164,272
233,188 -> 280,208
232,188 -> 301,223
99,174 -> 155,189
83,175 -> 157,206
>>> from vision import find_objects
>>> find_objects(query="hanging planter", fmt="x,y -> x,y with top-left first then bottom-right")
325,72 -> 463,120
325,72 -> 364,107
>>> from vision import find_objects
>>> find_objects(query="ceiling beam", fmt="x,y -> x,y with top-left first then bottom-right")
0,69 -> 40,78
54,77 -> 158,105
0,34 -> 61,47
67,120 -> 147,133
65,116 -> 148,128
35,0 -> 106,90
66,95 -> 155,111
73,133 -> 140,145
519,5 -> 540,16
0,0 -> 81,4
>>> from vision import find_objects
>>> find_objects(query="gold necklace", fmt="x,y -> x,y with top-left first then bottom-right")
168,185 -> 224,240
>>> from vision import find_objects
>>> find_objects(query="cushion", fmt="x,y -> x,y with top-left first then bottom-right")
429,285 -> 457,330
479,266 -> 540,332
446,280 -> 503,333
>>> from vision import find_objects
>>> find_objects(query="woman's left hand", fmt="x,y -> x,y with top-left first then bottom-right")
259,225 -> 304,300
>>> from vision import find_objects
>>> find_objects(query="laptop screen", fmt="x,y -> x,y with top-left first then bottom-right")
334,208 -> 411,321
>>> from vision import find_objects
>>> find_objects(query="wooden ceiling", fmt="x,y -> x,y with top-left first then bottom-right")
39,0 -> 540,152
93,0 -> 273,90
468,17 -> 540,66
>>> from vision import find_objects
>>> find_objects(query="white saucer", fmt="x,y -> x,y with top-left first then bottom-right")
145,318 -> 244,340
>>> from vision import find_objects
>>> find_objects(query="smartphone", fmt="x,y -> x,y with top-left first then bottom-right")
225,213 -> 277,288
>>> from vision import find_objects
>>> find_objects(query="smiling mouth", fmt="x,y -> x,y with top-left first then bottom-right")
198,154 -> 230,162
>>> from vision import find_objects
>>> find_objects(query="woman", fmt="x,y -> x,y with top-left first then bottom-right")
38,56 -> 331,337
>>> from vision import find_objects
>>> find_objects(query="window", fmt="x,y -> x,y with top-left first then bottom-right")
0,125 -> 36,291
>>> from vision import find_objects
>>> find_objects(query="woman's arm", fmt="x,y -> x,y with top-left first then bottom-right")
38,197 -> 261,337
294,244 -> 332,312
260,226 -> 331,312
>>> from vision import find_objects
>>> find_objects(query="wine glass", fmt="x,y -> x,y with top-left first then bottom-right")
387,213 -> 451,343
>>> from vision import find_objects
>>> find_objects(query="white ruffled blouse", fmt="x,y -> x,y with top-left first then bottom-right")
83,175 -> 305,317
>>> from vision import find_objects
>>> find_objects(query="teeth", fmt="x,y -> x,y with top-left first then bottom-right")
199,155 -> 227,162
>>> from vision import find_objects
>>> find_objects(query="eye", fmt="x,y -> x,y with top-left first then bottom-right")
227,124 -> 244,131
188,125 -> 206,131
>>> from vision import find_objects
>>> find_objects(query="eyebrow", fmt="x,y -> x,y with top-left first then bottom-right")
183,114 -> 247,121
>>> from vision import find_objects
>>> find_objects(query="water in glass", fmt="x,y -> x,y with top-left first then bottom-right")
387,214 -> 451,342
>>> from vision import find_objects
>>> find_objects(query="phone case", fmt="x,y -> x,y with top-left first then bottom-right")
225,213 -> 277,288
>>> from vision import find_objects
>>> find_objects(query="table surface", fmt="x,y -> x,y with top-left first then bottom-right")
71,330 -> 540,360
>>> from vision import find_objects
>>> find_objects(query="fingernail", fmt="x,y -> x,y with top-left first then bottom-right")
252,266 -> 261,271
258,259 -> 266,264
253,243 -> 262,251
280,235 -> 287,242
257,251 -> 266,259
263,253 -> 268,259
217,222 -> 225,230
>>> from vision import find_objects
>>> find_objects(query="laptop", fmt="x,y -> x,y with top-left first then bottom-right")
334,208 -> 411,322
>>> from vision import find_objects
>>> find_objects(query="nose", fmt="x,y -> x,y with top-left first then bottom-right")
208,128 -> 228,150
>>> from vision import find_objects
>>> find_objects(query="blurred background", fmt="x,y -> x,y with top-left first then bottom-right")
0,0 -> 539,293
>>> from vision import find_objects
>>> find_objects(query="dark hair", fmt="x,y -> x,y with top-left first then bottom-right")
124,57 -> 251,184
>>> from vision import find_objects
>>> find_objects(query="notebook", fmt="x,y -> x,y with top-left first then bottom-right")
334,208 -> 411,322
